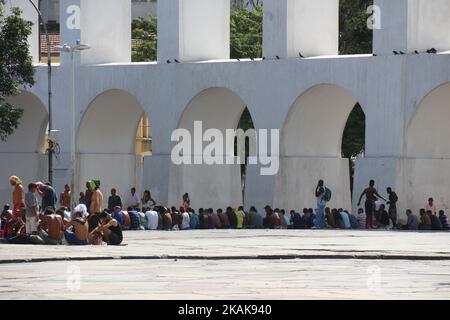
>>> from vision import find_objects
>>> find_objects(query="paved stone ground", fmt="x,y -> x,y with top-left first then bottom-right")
0,229 -> 449,299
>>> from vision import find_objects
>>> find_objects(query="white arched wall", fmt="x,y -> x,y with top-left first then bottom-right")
77,89 -> 148,209
168,87 -> 247,209
0,91 -> 48,206
274,84 -> 361,211
401,82 -> 450,212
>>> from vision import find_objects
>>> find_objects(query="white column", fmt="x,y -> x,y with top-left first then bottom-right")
263,0 -> 339,59
374,0 -> 450,55
158,0 -> 230,62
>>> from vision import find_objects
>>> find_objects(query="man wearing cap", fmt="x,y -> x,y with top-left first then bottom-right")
9,176 -> 25,222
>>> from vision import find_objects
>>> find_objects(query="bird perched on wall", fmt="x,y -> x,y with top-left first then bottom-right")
373,53 -> 378,56
427,48 -> 437,54
174,59 -> 180,63
399,51 -> 405,55
299,52 -> 304,58
262,57 -> 266,60
276,56 -> 280,60
250,57 -> 255,61
237,58 -> 241,62
393,51 -> 399,55
414,50 -> 420,54
166,59 -> 171,64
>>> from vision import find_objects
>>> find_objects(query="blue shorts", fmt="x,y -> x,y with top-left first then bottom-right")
64,230 -> 88,245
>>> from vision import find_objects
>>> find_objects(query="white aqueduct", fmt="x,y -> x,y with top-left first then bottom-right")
1,0 -> 450,221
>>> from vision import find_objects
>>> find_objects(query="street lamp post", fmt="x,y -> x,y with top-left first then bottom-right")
55,42 -> 91,207
27,0 -> 53,184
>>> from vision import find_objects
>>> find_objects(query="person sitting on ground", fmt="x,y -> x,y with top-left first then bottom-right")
64,209 -> 89,245
218,208 -> 230,229
236,206 -> 246,229
1,206 -> 14,238
107,188 -> 122,212
356,208 -> 366,229
302,208 -> 311,229
180,206 -> 191,230
308,208 -> 316,228
419,209 -> 431,230
227,207 -> 237,229
91,211 -> 123,246
438,211 -> 450,230
348,210 -> 359,229
289,210 -> 303,229
112,206 -> 125,227
425,198 -> 437,215
402,209 -> 419,230
24,183 -> 39,236
325,207 -> 335,228
141,190 -> 156,213
339,209 -> 352,229
145,206 -> 159,230
333,209 -> 345,229
30,208 -> 64,245
163,207 -> 173,231
429,210 -> 443,231
189,209 -> 199,230
277,209 -> 287,229
1,204 -> 12,231
378,204 -> 391,229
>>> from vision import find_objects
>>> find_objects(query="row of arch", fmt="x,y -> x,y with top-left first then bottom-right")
1,82 -> 450,208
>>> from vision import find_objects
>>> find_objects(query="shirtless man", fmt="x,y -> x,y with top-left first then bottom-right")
9,176 -> 25,222
30,208 -> 64,245
357,180 -> 386,229
64,210 -> 89,245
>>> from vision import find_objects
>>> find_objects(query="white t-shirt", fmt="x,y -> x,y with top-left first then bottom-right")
145,210 -> 159,230
181,212 -> 190,230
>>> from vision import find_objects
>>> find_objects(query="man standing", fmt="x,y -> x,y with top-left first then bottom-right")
24,183 -> 39,235
425,198 -> 437,215
314,180 -> 327,229
386,187 -> 398,228
129,187 -> 140,211
36,182 -> 57,211
60,184 -> 71,209
9,176 -> 25,222
89,180 -> 103,232
357,180 -> 386,229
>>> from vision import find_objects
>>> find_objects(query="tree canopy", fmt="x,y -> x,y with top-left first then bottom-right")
0,4 -> 35,141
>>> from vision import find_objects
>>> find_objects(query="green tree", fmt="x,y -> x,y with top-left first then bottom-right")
230,5 -> 263,59
339,0 -> 373,54
0,4 -> 35,141
131,16 -> 157,62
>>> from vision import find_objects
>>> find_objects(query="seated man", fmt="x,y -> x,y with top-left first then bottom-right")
112,206 -> 125,227
377,204 -> 391,229
419,209 -> 431,230
145,207 -> 159,230
91,211 -> 123,246
30,208 -> 64,245
325,207 -> 335,228
430,211 -> 443,231
64,210 -> 89,245
402,209 -> 419,230
439,210 -> 450,230
356,208 -> 366,229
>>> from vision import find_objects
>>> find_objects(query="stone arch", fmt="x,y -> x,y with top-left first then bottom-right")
77,89 -> 151,209
406,82 -> 450,159
274,84 -> 365,211
0,91 -> 48,206
169,87 -> 253,209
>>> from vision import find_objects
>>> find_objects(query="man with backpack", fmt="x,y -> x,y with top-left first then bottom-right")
314,180 -> 330,229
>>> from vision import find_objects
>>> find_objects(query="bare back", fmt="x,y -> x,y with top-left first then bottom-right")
42,214 -> 64,239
